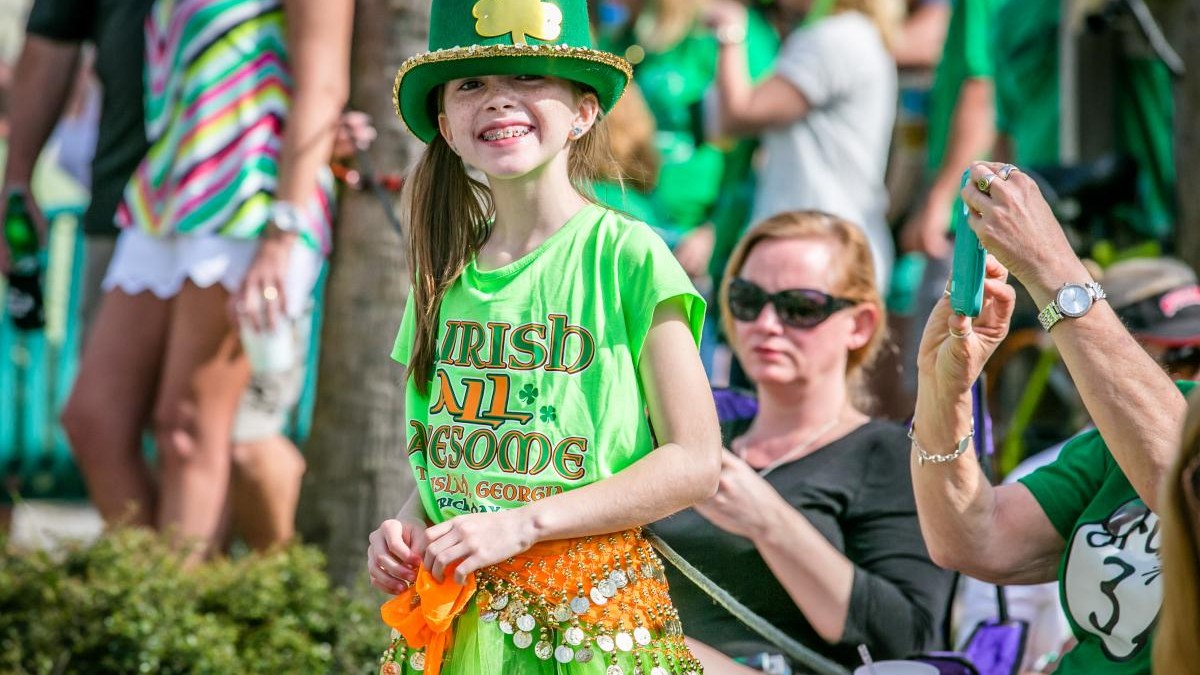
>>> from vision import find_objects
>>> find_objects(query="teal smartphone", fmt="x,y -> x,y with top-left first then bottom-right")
949,170 -> 986,317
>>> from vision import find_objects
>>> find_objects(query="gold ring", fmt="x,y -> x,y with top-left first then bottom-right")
262,286 -> 279,302
998,164 -> 1018,180
976,173 -> 997,195
949,326 -> 972,339
379,563 -> 388,574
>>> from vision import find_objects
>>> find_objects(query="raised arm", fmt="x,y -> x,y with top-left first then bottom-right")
421,298 -> 723,583
704,1 -> 810,137
961,162 -> 1185,513
911,255 -> 1066,584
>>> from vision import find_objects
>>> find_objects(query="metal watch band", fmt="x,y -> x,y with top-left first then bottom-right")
1037,303 -> 1064,331
1038,281 -> 1106,332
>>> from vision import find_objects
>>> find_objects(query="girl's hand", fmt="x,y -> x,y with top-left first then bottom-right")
368,518 -> 430,595
694,451 -> 780,541
232,234 -> 293,331
423,509 -> 538,584
916,254 -> 1016,401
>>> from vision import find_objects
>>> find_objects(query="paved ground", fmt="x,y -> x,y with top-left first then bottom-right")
9,500 -> 103,550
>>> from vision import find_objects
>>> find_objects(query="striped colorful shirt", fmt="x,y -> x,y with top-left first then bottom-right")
118,0 -> 333,254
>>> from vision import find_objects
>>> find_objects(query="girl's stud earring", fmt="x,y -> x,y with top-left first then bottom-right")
570,126 -> 584,139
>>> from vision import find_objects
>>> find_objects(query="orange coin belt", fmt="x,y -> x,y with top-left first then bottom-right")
379,528 -> 702,675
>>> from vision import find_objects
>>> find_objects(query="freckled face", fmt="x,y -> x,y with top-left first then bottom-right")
437,74 -> 598,180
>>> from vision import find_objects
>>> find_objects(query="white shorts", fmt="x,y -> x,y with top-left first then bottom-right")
101,228 -> 322,318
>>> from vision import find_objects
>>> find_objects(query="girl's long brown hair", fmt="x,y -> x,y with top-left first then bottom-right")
405,85 -> 614,394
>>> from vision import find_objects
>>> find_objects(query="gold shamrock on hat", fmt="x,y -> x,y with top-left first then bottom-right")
473,0 -> 563,44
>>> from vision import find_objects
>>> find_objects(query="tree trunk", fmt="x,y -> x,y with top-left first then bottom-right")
297,0 -> 427,589
1158,0 -> 1200,266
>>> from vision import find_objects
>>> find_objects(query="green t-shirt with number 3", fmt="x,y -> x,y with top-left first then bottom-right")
392,204 -> 705,524
1019,380 -> 1195,675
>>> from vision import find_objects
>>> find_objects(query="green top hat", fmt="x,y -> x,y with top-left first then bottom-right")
394,0 -> 632,143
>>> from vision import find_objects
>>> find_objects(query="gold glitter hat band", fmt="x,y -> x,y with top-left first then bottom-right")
393,0 -> 632,143
393,44 -> 632,143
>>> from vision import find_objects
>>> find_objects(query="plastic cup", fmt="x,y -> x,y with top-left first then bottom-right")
239,318 -> 295,374
852,661 -> 939,675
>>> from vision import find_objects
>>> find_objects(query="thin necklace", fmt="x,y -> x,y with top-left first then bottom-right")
736,416 -> 841,478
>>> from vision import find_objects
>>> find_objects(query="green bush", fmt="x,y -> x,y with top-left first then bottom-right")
0,529 -> 386,674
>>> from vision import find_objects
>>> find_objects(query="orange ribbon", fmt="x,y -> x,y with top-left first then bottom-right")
380,564 -> 477,675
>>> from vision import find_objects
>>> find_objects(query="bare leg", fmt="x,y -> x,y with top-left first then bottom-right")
153,281 -> 249,562
230,434 -> 306,550
61,290 -> 170,527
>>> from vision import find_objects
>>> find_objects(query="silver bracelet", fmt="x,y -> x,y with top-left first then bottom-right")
908,420 -> 975,466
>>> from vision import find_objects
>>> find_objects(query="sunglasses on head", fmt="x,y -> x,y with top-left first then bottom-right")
726,278 -> 855,329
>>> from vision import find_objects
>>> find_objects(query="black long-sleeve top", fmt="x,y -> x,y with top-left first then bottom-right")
651,419 -> 954,673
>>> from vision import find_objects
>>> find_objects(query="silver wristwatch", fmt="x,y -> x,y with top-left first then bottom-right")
1038,281 -> 1106,331
268,200 -> 304,234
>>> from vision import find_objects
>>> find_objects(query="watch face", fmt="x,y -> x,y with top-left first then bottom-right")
1057,284 -> 1092,317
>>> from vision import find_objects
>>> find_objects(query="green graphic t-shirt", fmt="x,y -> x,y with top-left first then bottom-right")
1019,381 -> 1195,675
392,204 -> 704,523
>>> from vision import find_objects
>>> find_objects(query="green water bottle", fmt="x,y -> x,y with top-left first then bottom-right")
4,188 -> 45,330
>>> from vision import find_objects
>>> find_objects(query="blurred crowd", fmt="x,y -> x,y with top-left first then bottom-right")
1,0 -> 1199,674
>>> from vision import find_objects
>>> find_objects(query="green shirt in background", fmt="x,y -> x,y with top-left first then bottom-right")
992,0 -> 1174,239
599,11 -> 778,240
392,205 -> 704,523
1018,380 -> 1195,675
1116,55 -> 1176,241
992,0 -> 1060,168
925,0 -> 999,174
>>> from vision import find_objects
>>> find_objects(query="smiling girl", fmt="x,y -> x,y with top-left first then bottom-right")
365,1 -> 721,674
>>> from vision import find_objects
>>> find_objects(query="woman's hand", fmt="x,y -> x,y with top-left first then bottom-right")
232,233 -> 294,331
916,254 -> 1016,401
959,161 -> 1085,297
368,517 -> 429,595
422,509 -> 538,584
694,451 -> 781,541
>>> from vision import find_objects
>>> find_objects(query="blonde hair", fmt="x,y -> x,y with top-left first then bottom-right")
1153,387 -> 1200,674
834,0 -> 901,52
719,211 -> 886,406
405,84 -> 613,394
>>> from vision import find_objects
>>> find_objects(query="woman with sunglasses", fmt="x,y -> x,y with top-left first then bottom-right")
653,210 -> 953,673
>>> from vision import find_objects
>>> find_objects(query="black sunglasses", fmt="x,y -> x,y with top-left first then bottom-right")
726,278 -> 855,329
